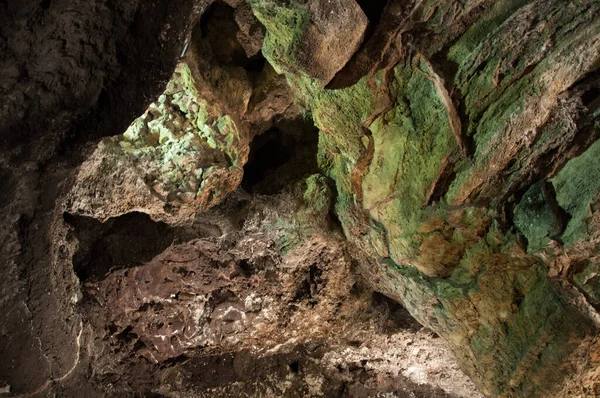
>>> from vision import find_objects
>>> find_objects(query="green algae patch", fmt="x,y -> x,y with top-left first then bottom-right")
447,0 -> 528,65
362,57 -> 457,269
450,0 -> 599,128
249,0 -> 382,208
248,0 -> 310,75
281,72 -> 381,241
381,219 -> 593,395
514,181 -> 563,253
300,174 -> 333,218
552,139 -> 600,246
248,1 -> 600,394
468,263 -> 592,396
108,62 -> 244,208
381,218 -> 592,396
312,75 -> 378,159
367,194 -> 590,397
445,0 -> 600,205
249,0 -> 381,210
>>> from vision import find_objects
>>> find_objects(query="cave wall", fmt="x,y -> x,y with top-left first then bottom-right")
247,0 -> 600,395
0,0 -> 208,394
0,0 -> 599,396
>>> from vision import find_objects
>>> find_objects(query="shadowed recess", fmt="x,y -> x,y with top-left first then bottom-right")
65,212 -> 175,282
242,117 -> 319,194
199,0 -> 266,73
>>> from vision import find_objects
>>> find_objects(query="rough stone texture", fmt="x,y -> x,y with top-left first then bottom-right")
63,183 -> 482,397
0,0 -> 207,163
1,0 -> 600,397
249,0 -> 600,396
0,0 -> 207,395
294,0 -> 368,85
67,63 -> 246,224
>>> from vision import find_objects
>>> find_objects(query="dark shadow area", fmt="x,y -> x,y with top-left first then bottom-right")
242,117 -> 319,195
292,264 -> 325,306
582,86 -> 600,107
242,127 -> 295,189
356,0 -> 388,41
64,212 -> 175,282
199,0 -> 266,73
371,292 -> 424,333
288,360 -> 300,373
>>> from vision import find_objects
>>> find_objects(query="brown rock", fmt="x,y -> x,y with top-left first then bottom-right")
294,0 -> 368,85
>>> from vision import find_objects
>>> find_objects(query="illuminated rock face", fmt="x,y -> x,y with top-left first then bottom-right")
248,0 -> 600,396
1,0 -> 600,397
67,63 -> 246,223
117,63 -> 244,205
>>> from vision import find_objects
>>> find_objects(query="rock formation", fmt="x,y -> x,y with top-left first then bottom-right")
0,0 -> 599,397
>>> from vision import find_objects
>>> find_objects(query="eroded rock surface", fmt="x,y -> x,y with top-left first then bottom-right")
247,0 -> 600,396
67,63 -> 246,223
1,0 -> 600,397
66,183 -> 481,397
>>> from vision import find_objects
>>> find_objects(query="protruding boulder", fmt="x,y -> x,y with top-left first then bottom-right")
67,63 -> 246,224
294,0 -> 368,85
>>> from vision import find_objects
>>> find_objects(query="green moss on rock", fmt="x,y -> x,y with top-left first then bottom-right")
445,0 -> 600,205
301,174 -> 333,218
108,63 -> 244,208
362,57 -> 457,269
552,139 -> 600,246
514,181 -> 563,252
248,0 -> 310,75
248,0 -> 600,394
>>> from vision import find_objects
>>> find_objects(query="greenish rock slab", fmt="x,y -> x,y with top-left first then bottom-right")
300,174 -> 333,219
362,57 -> 458,275
109,62 -> 244,209
514,182 -> 563,253
248,0 -> 600,395
552,139 -> 600,246
248,0 -> 311,76
445,0 -> 600,205
573,262 -> 600,304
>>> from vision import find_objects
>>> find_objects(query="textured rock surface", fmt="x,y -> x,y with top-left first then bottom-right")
0,0 -> 206,394
67,63 -> 246,223
248,0 -> 600,396
1,0 -> 600,397
64,184 -> 482,396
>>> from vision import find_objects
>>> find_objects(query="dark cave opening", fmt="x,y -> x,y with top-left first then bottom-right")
242,117 -> 320,195
64,212 -> 176,282
582,86 -> 600,107
288,361 -> 300,373
355,0 -> 388,41
242,127 -> 295,189
371,292 -> 423,333
198,0 -> 266,74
